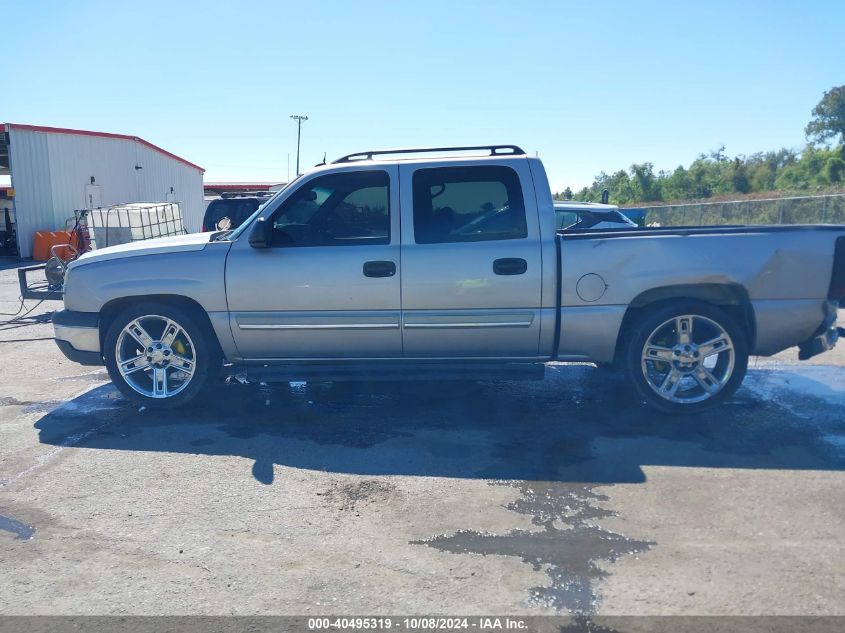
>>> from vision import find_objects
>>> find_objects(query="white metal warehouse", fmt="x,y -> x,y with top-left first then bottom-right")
0,123 -> 204,257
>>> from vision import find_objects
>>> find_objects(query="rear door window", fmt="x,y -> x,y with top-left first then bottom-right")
412,166 -> 527,244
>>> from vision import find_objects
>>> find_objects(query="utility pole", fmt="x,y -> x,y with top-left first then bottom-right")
290,114 -> 308,176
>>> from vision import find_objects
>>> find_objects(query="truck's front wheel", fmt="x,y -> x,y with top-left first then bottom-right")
104,303 -> 219,408
624,302 -> 749,414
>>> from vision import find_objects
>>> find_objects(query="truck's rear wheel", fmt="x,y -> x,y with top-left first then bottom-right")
104,303 -> 219,408
624,302 -> 748,414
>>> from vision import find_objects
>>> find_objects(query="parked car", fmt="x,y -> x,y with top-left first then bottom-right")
554,201 -> 638,230
201,192 -> 273,232
53,144 -> 845,413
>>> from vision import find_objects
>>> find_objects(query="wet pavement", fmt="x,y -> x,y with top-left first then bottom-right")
1,262 -> 844,615
0,514 -> 35,540
413,481 -> 654,612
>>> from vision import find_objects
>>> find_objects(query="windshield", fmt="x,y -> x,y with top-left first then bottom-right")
228,177 -> 301,240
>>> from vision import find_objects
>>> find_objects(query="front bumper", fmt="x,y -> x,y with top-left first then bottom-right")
52,310 -> 103,366
798,301 -> 842,360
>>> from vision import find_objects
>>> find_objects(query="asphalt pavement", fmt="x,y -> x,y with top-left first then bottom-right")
1,260 -> 843,616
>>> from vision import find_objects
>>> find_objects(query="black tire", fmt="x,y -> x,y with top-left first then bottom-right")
623,301 -> 749,414
103,302 -> 221,408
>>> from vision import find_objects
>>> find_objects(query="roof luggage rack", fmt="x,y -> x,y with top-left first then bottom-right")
333,144 -> 526,163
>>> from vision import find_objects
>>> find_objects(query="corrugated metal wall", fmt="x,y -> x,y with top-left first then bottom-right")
7,129 -> 54,258
8,127 -> 203,257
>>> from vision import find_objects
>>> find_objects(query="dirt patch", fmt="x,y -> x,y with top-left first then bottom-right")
320,479 -> 399,514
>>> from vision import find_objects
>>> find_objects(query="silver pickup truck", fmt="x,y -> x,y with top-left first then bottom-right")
53,145 -> 845,413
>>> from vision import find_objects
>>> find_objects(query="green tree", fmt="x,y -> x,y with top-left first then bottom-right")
663,166 -> 691,200
566,137 -> 841,207
686,158 -> 713,198
730,158 -> 751,194
826,156 -> 845,184
630,163 -> 662,201
563,186 -> 573,200
805,86 -> 845,145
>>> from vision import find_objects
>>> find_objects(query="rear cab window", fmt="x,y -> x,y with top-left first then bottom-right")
555,211 -> 578,230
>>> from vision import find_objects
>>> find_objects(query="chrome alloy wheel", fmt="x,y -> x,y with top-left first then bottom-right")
640,314 -> 735,404
115,315 -> 196,399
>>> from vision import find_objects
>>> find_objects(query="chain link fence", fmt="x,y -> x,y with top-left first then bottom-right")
623,193 -> 845,227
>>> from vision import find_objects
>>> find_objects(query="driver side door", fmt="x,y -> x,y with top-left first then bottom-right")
224,166 -> 401,360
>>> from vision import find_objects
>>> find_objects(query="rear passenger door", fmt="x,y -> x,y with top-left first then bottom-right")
398,160 -> 543,358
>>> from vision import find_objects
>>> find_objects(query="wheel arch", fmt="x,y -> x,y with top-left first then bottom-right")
613,283 -> 756,363
99,294 -> 223,357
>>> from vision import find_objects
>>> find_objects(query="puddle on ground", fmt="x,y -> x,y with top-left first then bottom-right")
412,481 -> 652,614
0,514 -> 35,540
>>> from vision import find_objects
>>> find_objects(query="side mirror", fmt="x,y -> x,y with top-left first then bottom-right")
249,217 -> 272,248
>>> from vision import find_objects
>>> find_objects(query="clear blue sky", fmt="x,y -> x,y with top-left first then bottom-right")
3,0 -> 843,192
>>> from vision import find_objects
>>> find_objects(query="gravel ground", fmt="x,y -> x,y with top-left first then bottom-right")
0,259 -> 843,616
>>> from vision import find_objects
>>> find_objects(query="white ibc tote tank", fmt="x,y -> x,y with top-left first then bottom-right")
86,202 -> 186,249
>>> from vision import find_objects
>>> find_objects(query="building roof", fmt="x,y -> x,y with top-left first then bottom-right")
2,123 -> 204,173
204,182 -> 285,193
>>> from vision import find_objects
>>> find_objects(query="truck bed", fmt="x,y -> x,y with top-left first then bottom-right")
555,224 -> 845,362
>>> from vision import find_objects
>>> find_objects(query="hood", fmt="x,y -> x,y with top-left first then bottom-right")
68,232 -> 214,270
